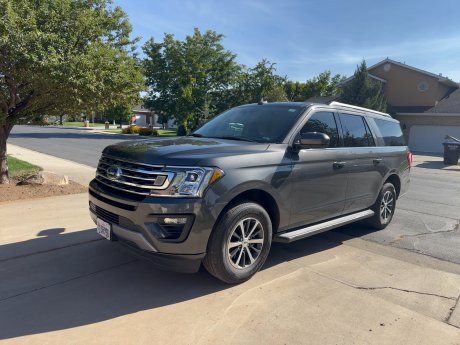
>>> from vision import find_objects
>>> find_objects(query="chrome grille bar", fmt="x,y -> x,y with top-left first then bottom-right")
96,155 -> 174,195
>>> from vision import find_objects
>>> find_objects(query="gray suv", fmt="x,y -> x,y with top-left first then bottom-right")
89,101 -> 411,283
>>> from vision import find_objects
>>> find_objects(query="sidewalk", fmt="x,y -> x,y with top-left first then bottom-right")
413,153 -> 460,172
7,144 -> 96,185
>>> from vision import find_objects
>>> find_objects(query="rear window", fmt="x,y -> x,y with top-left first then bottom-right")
339,113 -> 375,147
374,119 -> 405,146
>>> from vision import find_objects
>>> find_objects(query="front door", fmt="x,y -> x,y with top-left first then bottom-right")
289,111 -> 349,228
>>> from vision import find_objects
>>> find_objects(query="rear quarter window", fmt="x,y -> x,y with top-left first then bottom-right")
374,119 -> 405,146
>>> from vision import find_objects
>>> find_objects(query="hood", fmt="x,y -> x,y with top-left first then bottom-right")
102,137 -> 269,166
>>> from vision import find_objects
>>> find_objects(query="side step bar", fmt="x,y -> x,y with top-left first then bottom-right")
274,209 -> 375,243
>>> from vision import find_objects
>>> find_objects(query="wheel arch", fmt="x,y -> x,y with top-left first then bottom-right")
384,173 -> 401,198
215,189 -> 281,235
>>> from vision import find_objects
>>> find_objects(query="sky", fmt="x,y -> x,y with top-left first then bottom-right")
114,0 -> 460,82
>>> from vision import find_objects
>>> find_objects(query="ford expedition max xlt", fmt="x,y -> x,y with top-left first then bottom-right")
89,101 -> 411,283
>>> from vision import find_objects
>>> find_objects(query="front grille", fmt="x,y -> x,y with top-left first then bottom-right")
96,155 -> 174,196
90,202 -> 119,225
89,189 -> 136,211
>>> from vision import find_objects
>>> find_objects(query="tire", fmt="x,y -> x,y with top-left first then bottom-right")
203,201 -> 272,284
367,183 -> 397,229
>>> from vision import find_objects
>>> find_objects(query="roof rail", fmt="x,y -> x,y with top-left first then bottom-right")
328,101 -> 391,118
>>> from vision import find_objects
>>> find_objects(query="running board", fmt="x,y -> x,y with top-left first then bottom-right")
274,209 -> 375,243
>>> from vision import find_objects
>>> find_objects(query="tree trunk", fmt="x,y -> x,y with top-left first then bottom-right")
0,124 -> 14,184
59,115 -> 64,125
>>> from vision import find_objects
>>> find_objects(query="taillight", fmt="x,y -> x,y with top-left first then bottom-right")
407,150 -> 412,172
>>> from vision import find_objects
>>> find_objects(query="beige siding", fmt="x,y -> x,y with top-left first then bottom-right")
370,63 -> 446,107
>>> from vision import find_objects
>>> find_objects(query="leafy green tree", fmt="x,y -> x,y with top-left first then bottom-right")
285,70 -> 346,102
104,105 -> 132,127
242,60 -> 288,103
0,0 -> 144,183
143,28 -> 240,131
340,60 -> 386,112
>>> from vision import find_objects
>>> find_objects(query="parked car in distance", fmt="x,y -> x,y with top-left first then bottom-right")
89,101 -> 411,284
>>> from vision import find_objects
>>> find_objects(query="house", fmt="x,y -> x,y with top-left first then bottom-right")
132,105 -> 156,127
132,105 -> 177,129
342,58 -> 460,153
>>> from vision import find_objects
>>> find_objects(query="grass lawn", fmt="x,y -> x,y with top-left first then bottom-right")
62,121 -> 98,127
103,128 -> 178,136
7,155 -> 42,179
157,129 -> 177,136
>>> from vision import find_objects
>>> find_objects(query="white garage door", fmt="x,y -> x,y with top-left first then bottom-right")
409,125 -> 460,153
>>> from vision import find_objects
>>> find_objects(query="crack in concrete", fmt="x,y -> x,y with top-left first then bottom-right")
389,221 -> 460,245
308,268 -> 457,301
0,259 -> 138,303
447,293 -> 460,324
397,207 -> 460,221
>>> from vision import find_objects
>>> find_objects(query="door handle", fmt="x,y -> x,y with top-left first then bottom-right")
333,161 -> 346,169
373,158 -> 383,165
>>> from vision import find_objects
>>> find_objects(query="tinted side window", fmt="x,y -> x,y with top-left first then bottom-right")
339,113 -> 375,147
301,112 -> 339,147
374,119 -> 405,146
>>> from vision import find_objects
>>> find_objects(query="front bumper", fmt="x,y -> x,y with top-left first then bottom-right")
88,179 -> 226,273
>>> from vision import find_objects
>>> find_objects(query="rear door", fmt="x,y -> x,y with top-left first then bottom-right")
338,113 -> 385,213
289,111 -> 349,228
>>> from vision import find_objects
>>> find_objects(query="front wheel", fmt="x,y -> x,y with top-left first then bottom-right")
367,183 -> 397,229
203,201 -> 272,284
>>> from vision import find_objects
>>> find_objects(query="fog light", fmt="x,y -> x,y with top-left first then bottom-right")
163,217 -> 187,225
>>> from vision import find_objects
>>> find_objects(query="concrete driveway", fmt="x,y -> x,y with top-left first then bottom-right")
1,194 -> 460,345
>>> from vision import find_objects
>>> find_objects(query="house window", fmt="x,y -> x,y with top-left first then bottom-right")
417,81 -> 429,92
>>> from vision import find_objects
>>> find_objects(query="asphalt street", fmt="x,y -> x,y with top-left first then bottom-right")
8,125 -> 460,265
9,125 -> 132,167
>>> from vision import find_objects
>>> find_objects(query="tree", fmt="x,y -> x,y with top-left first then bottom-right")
284,70 -> 346,102
143,28 -> 240,131
340,60 -> 387,112
242,60 -> 288,103
0,0 -> 144,183
104,105 -> 132,127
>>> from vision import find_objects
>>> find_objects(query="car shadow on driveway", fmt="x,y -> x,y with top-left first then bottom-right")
0,226 -> 342,340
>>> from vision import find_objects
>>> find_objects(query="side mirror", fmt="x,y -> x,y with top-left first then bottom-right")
294,132 -> 330,149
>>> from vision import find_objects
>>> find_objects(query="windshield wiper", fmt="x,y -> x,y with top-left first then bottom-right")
210,136 -> 259,143
188,133 -> 205,137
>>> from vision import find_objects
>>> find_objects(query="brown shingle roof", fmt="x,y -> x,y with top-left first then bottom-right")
425,88 -> 460,113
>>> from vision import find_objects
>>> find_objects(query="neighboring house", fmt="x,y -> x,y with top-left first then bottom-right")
132,104 -> 155,127
339,58 -> 460,153
132,105 -> 176,128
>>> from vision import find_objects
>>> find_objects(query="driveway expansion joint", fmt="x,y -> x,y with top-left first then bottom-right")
0,238 -> 103,263
0,259 -> 138,303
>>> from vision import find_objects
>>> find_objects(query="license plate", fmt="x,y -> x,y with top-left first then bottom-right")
96,218 -> 111,240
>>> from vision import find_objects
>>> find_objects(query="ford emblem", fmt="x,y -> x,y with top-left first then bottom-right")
106,166 -> 122,180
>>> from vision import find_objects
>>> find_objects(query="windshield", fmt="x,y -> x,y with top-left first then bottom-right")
193,104 -> 304,143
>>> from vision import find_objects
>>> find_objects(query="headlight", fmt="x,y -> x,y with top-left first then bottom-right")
166,167 -> 224,197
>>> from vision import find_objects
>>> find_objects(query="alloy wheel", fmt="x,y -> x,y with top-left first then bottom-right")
227,217 -> 265,269
380,190 -> 394,222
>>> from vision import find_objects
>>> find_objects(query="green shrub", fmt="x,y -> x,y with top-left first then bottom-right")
30,117 -> 49,126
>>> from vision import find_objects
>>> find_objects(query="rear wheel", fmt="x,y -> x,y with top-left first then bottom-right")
203,201 -> 272,284
367,183 -> 396,229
